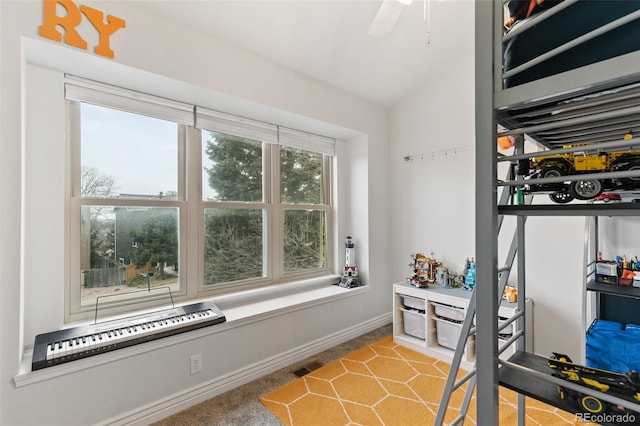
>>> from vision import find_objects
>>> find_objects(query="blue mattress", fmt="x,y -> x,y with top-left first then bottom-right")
503,0 -> 640,88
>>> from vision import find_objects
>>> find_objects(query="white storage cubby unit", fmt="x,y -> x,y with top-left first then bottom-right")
393,282 -> 532,370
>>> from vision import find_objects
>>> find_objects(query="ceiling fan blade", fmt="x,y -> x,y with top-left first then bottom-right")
368,0 -> 405,36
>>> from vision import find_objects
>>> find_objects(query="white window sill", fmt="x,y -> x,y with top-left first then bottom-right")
13,275 -> 367,388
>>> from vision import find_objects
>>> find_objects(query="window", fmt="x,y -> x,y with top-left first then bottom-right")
280,146 -> 329,273
201,131 -> 265,285
66,77 -> 335,320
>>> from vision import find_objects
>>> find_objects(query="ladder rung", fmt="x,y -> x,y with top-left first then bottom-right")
452,369 -> 477,392
450,414 -> 465,426
498,330 -> 523,355
498,310 -> 523,333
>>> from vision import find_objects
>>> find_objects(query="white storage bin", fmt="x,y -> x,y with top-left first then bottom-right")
596,262 -> 617,276
432,302 -> 465,322
434,316 -> 462,349
498,317 -> 514,337
402,295 -> 426,311
401,308 -> 426,339
472,315 -> 515,336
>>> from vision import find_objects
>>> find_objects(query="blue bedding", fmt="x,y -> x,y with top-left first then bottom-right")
586,319 -> 640,374
503,0 -> 640,88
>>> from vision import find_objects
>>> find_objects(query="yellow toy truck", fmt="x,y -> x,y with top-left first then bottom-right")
525,143 -> 640,203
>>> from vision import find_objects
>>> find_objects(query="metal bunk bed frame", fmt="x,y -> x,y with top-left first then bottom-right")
471,1 -> 640,424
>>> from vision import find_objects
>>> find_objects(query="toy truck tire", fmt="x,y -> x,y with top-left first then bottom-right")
622,164 -> 640,184
561,385 -> 606,414
540,166 -> 564,179
579,394 -> 605,414
549,191 -> 574,204
569,179 -> 603,200
538,159 -> 572,174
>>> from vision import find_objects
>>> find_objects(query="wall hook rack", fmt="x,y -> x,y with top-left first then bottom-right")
402,145 -> 471,162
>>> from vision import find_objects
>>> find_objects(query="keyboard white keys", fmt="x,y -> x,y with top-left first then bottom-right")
34,301 -> 225,370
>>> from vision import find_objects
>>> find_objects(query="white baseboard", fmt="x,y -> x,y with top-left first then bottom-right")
100,313 -> 392,426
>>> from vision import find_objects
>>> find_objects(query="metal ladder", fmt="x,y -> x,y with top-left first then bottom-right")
434,161 -> 528,425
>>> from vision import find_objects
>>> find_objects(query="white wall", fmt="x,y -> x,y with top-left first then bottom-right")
598,216 -> 640,259
389,3 -> 476,281
0,1 -> 391,425
523,217 -> 585,359
388,1 -> 586,363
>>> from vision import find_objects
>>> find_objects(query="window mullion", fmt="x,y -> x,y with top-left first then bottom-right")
68,101 -> 82,197
66,197 -> 82,322
323,155 -> 331,205
326,156 -> 335,274
262,143 -> 272,281
271,144 -> 283,281
186,126 -> 201,297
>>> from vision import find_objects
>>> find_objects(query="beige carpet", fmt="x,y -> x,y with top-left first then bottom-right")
260,336 -> 595,425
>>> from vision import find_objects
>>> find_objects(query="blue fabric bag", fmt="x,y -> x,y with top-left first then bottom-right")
586,319 -> 640,374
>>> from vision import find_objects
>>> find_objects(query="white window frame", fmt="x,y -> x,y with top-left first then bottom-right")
66,78 -> 335,322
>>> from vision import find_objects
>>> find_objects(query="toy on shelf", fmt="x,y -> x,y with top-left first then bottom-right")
522,134 -> 640,204
503,285 -> 517,302
339,236 -> 362,288
436,265 -> 448,287
436,264 -> 464,288
408,252 -> 439,288
463,257 -> 476,291
407,253 -> 471,289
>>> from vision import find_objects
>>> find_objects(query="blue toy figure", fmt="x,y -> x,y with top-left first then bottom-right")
463,258 -> 476,291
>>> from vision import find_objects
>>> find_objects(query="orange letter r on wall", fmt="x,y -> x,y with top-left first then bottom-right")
39,0 -> 87,50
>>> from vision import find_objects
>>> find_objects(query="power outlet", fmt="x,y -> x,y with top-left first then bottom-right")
190,354 -> 203,375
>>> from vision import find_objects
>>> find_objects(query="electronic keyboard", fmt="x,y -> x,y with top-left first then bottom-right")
31,301 -> 225,371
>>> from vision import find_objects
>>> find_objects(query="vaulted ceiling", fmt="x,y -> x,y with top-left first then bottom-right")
140,0 -> 474,107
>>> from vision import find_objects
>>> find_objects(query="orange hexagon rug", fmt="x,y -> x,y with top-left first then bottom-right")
260,336 -> 600,425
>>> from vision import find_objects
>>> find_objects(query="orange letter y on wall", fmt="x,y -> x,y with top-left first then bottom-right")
80,5 -> 126,59
38,0 -> 87,50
